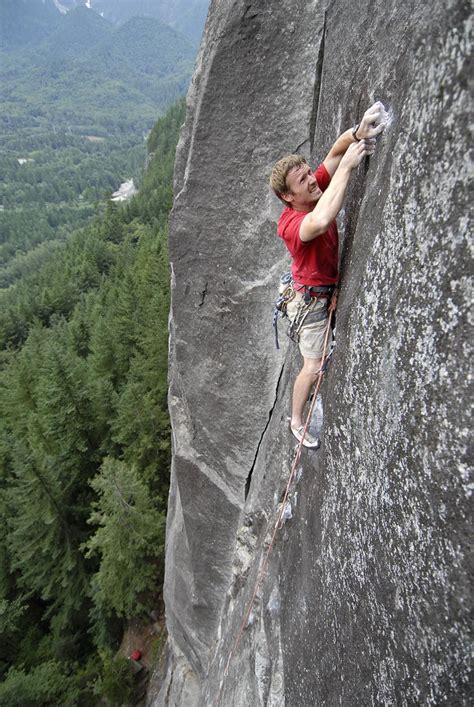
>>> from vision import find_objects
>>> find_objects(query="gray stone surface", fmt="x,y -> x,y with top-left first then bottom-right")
151,0 -> 472,704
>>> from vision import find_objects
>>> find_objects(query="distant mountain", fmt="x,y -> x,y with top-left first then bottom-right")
169,1 -> 210,45
0,8 -> 196,135
88,15 -> 195,78
36,5 -> 113,60
0,0 -> 209,50
0,0 -> 60,50
49,0 -> 210,44
92,0 -> 209,43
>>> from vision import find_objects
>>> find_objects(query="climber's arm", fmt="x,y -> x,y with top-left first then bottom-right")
323,101 -> 387,177
323,128 -> 358,177
300,141 -> 373,242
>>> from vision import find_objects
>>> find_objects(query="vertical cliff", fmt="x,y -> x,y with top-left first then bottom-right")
151,0 -> 471,704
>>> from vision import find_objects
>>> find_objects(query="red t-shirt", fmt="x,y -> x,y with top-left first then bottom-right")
277,163 -> 338,287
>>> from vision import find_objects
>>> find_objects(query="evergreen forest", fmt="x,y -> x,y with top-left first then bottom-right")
0,96 -> 186,705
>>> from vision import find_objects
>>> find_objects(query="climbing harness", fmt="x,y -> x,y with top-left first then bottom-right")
215,309 -> 335,707
273,273 -> 336,349
297,283 -> 337,302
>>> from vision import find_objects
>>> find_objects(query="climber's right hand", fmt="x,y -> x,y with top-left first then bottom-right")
340,139 -> 376,170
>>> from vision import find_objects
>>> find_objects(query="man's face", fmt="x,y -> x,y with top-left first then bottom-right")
283,164 -> 322,210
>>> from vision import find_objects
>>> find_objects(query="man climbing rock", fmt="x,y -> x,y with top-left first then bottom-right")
270,101 -> 386,448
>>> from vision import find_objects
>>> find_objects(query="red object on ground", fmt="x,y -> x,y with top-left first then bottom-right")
130,649 -> 142,661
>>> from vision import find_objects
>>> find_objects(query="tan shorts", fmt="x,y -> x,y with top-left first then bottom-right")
286,291 -> 331,360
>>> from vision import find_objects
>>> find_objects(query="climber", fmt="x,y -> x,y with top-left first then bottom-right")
270,101 -> 386,448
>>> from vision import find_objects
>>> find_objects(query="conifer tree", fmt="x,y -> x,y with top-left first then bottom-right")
0,660 -> 79,706
111,225 -> 171,492
2,325 -> 95,631
83,458 -> 165,618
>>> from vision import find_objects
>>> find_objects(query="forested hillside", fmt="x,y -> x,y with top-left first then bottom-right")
0,2 -> 196,289
25,0 -> 211,44
0,99 -> 185,705
0,0 -> 59,50
93,0 -> 209,44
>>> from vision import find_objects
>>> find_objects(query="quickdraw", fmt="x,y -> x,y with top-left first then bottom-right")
272,271 -> 295,349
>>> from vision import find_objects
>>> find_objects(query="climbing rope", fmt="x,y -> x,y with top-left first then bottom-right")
214,308 -> 335,706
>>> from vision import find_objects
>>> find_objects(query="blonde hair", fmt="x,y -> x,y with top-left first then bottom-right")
269,154 -> 308,205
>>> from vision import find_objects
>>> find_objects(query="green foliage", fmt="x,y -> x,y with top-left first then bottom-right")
0,6 -> 195,287
0,0 -> 59,52
0,96 -> 186,692
150,625 -> 168,664
0,660 -> 79,707
93,654 -> 134,705
0,9 -> 195,140
0,133 -> 145,210
2,325 -> 98,632
0,597 -> 26,636
84,458 -> 165,617
92,0 -> 209,44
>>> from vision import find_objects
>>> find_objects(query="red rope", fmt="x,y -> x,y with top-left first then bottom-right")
214,309 -> 334,706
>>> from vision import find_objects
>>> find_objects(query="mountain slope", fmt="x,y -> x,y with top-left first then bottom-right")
0,11 -> 195,135
0,3 -> 197,281
88,15 -> 196,78
88,0 -> 209,44
37,5 -> 113,59
0,0 -> 60,50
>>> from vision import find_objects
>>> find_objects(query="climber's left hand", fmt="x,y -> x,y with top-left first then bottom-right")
356,101 -> 386,139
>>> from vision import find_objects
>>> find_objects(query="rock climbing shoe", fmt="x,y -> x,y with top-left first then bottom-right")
290,425 -> 320,449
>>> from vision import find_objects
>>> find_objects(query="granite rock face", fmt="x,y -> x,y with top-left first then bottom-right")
150,1 -> 471,704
